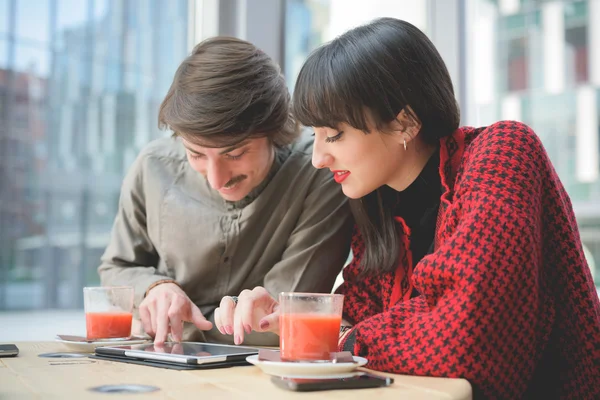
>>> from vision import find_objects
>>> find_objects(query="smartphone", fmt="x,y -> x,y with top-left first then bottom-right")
0,344 -> 19,358
271,372 -> 394,392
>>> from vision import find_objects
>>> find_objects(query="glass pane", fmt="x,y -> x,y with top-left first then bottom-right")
56,0 -> 89,51
565,25 -> 588,85
57,0 -> 88,29
506,36 -> 529,92
15,0 -> 50,44
284,0 -> 428,90
94,0 -> 109,21
0,0 -> 9,34
14,42 -> 50,77
0,38 -> 7,69
0,0 -> 190,311
467,0 -> 600,285
1,43 -> 49,310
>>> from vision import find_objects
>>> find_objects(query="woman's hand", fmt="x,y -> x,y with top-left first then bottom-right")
214,286 -> 280,345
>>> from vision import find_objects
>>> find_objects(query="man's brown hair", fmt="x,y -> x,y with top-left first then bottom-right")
159,37 -> 298,148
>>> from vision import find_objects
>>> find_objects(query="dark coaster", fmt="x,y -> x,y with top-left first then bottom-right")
88,384 -> 160,394
38,352 -> 88,358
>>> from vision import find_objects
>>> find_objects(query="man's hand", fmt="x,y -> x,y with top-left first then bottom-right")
139,282 -> 213,344
214,286 -> 280,345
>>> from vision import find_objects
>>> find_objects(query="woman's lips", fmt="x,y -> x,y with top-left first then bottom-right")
332,170 -> 350,184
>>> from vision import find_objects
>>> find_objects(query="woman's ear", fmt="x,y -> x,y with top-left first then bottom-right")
391,106 -> 422,145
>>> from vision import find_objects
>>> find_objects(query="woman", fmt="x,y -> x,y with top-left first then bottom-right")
214,18 -> 600,399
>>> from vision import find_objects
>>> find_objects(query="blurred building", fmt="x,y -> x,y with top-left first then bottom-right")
466,0 -> 600,279
0,0 -> 189,310
0,67 -> 47,293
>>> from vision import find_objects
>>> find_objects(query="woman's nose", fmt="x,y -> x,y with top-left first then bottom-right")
312,146 -> 333,169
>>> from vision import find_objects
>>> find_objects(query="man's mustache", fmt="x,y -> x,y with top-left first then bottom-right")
224,175 -> 247,188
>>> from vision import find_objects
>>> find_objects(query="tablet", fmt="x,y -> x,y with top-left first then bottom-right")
95,342 -> 259,365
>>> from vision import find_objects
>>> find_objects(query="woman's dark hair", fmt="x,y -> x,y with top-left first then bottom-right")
292,18 -> 460,273
159,37 -> 298,148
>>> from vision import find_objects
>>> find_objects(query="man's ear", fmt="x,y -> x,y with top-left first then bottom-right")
390,106 -> 422,145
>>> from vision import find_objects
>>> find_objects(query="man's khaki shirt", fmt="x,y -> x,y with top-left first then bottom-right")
98,135 -> 352,344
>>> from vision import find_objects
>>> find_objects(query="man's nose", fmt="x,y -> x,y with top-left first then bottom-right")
206,160 -> 231,190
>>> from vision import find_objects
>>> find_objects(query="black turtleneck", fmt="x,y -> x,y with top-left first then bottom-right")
341,149 -> 442,352
395,148 -> 442,272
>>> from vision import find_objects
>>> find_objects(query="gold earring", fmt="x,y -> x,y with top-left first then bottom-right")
403,139 -> 407,151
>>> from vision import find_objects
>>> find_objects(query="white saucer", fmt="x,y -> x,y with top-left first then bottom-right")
55,336 -> 149,352
246,354 -> 368,378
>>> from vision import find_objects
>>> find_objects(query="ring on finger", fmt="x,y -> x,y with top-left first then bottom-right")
229,296 -> 239,306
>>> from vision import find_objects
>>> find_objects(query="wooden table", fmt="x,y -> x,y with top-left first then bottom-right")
1,342 -> 472,399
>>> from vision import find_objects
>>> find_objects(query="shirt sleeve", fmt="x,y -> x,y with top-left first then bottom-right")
263,169 -> 353,296
97,152 -> 168,308
343,123 -> 564,398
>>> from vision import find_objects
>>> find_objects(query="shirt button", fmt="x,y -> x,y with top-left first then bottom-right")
231,214 -> 238,220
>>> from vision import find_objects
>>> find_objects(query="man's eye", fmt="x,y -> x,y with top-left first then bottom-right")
189,153 -> 205,160
227,151 -> 246,160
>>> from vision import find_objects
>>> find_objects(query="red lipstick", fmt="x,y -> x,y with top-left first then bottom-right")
332,170 -> 350,184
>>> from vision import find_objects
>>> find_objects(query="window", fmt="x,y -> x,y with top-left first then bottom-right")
284,0 -> 428,91
466,0 -> 600,284
0,0 -> 192,310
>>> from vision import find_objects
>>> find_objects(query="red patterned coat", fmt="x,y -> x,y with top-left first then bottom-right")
338,121 -> 600,399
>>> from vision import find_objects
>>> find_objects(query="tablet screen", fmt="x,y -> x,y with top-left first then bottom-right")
124,342 -> 259,358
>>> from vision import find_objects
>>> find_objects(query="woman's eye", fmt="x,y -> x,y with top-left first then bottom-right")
325,131 -> 344,143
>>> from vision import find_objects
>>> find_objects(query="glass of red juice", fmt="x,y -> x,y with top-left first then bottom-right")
279,292 -> 344,362
83,286 -> 134,340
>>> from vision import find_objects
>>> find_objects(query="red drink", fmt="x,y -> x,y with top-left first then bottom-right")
85,312 -> 132,340
279,313 -> 341,361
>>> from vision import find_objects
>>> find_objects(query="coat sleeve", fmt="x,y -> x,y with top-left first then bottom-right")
343,123 -> 554,398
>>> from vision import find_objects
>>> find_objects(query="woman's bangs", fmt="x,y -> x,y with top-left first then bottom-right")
292,48 -> 368,131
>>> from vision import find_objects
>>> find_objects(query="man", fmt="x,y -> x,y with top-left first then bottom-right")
98,37 -> 352,346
